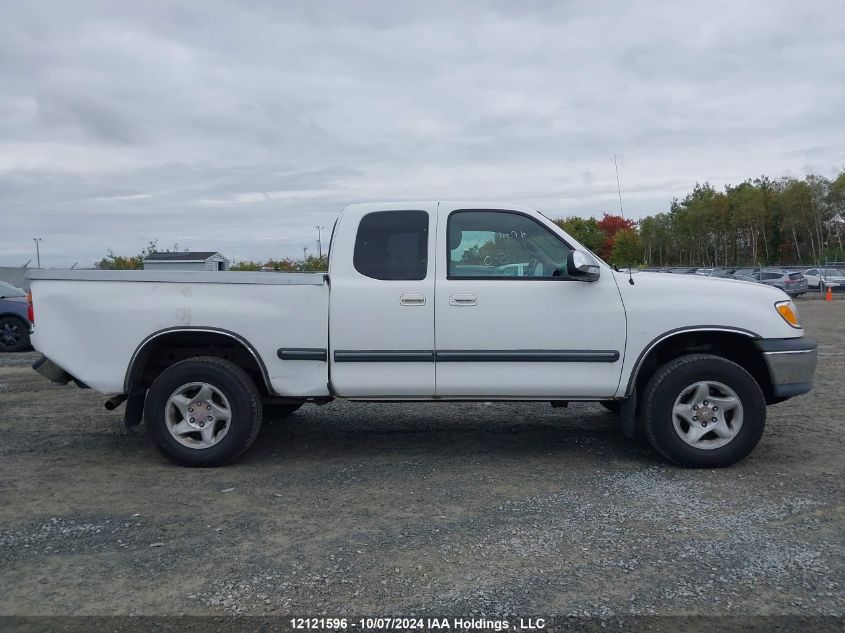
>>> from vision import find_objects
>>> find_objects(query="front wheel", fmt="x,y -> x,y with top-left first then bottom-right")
641,354 -> 766,468
144,356 -> 263,466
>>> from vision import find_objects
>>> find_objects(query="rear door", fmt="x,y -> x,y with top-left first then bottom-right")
329,204 -> 437,397
433,205 -> 626,398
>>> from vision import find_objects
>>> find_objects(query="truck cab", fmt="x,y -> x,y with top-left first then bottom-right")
326,202 -> 625,399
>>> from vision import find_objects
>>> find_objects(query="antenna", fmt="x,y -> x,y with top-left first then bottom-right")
613,154 -> 635,285
614,154 -> 624,219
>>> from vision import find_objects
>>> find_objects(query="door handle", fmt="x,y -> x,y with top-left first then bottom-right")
449,293 -> 477,306
400,293 -> 426,306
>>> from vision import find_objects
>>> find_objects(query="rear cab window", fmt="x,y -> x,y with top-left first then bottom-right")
353,211 -> 429,280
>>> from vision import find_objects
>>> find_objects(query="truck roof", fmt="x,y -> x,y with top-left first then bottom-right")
341,201 -> 536,214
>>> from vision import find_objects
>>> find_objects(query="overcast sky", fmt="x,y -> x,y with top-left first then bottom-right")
2,1 -> 843,268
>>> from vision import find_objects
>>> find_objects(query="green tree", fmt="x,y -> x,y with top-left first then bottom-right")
230,260 -> 262,271
554,217 -> 604,253
96,240 -> 159,269
609,228 -> 642,266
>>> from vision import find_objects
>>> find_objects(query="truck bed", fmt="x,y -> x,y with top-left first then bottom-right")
27,269 -> 330,397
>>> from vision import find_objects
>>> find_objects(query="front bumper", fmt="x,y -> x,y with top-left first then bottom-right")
755,337 -> 818,398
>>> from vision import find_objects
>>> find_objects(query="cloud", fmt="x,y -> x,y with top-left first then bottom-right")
1,0 -> 843,266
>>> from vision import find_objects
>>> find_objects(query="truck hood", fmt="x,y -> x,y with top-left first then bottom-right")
614,270 -> 802,340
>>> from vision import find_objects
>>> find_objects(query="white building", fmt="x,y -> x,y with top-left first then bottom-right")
142,252 -> 230,271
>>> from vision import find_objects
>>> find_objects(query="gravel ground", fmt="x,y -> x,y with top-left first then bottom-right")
0,300 -> 842,625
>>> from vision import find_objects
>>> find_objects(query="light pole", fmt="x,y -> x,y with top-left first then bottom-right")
32,238 -> 42,268
315,225 -> 325,259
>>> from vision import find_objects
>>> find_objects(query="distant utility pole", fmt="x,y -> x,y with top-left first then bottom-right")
32,237 -> 42,268
315,225 -> 325,259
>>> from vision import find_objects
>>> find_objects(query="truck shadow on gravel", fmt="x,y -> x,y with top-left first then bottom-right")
237,405 -> 656,466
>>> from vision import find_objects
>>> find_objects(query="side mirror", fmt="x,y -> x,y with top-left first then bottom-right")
567,250 -> 600,282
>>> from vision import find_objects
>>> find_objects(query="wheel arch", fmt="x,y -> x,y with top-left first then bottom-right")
0,311 -> 29,323
124,327 -> 273,395
626,327 -> 776,403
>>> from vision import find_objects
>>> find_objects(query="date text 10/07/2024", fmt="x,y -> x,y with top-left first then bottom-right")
290,617 -> 547,631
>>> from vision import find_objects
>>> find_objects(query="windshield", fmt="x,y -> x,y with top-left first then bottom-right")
0,281 -> 26,298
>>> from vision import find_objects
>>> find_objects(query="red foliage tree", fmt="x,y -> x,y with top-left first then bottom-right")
596,213 -> 637,259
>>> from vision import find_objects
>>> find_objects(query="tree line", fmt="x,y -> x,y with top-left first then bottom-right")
557,171 -> 845,268
637,171 -> 844,267
97,170 -> 844,271
230,255 -> 328,272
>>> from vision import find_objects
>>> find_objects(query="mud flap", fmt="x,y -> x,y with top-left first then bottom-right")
620,392 -> 637,439
124,387 -> 146,428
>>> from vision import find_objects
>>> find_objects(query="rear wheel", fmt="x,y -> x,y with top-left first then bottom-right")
641,354 -> 766,468
0,316 -> 30,352
144,356 -> 262,466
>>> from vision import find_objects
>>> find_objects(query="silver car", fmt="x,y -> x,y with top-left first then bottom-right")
746,270 -> 808,297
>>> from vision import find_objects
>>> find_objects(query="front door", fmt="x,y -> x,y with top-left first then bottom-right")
434,206 -> 626,398
329,204 -> 437,397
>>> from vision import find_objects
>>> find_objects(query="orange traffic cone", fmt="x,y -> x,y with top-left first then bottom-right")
826,286 -> 833,301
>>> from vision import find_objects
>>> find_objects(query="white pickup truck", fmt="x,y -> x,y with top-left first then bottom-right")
28,202 -> 817,468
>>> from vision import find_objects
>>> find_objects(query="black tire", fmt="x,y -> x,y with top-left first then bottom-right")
144,356 -> 262,467
600,401 -> 621,415
0,316 -> 30,352
263,402 -> 302,422
641,354 -> 766,468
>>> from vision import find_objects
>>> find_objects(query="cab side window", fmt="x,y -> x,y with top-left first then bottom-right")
447,210 -> 572,279
353,211 -> 429,280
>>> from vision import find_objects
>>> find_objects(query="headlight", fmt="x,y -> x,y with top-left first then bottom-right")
775,300 -> 801,328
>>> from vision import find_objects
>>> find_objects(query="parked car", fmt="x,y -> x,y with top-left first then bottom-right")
709,268 -> 738,278
497,262 -> 530,276
28,201 -> 817,468
803,267 -> 845,293
694,268 -> 715,276
668,267 -> 698,274
746,270 -> 808,297
0,281 -> 32,352
731,267 -> 760,279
